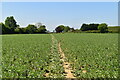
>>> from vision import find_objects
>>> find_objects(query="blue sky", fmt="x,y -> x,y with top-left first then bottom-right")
1,2 -> 118,31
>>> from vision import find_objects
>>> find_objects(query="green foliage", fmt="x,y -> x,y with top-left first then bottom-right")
80,23 -> 99,31
0,22 -> 10,34
19,28 -> 27,34
55,33 -> 118,78
55,25 -> 65,33
80,24 -> 89,31
26,24 -> 37,34
98,23 -> 108,33
55,25 -> 74,33
63,26 -> 70,32
5,16 -> 17,33
0,23 -> 1,34
15,25 -> 47,34
108,26 -> 120,33
69,27 -> 75,32
2,34 -> 64,78
14,28 -> 27,34
2,16 -> 48,34
14,28 -> 20,34
37,25 -> 47,33
2,33 -> 118,78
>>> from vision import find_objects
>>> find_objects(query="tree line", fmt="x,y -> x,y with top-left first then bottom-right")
1,16 -> 47,34
0,16 -> 109,34
55,23 -> 108,33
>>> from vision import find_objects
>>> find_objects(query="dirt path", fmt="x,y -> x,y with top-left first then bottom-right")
45,34 -> 76,79
52,34 -> 76,78
58,42 -> 76,79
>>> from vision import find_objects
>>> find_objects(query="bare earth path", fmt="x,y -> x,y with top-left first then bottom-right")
58,42 -> 76,79
51,34 -> 76,79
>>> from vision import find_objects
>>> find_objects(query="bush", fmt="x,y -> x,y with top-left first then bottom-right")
98,23 -> 108,33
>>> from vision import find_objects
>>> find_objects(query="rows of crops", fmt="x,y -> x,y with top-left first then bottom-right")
2,33 -> 119,78
54,33 -> 118,78
2,34 -> 64,78
0,35 -> 2,78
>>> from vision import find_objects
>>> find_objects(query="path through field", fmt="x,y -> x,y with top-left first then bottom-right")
2,34 -> 118,78
51,34 -> 76,79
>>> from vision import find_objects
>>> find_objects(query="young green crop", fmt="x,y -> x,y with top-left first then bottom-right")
0,35 -> 2,78
2,33 -> 118,78
2,34 -> 64,78
54,33 -> 118,78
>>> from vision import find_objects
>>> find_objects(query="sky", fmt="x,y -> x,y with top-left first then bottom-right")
1,2 -> 118,31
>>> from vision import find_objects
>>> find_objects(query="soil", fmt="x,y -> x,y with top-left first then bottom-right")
58,42 -> 76,78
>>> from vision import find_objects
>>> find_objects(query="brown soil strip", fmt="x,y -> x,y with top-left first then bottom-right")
45,34 -> 76,79
58,42 -> 76,79
44,73 -> 49,77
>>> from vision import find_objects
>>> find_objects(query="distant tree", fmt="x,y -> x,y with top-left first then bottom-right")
74,29 -> 81,32
20,28 -> 27,34
0,22 -> 10,34
46,30 -> 50,33
16,25 -> 20,28
55,25 -> 65,33
14,28 -> 20,34
80,23 -> 99,31
0,23 -> 4,34
98,23 -> 108,33
37,25 -> 47,33
5,16 -> 17,33
0,23 -> 1,34
89,23 -> 99,30
15,28 -> 26,34
70,27 -> 75,32
63,26 -> 70,32
80,24 -> 89,31
26,24 -> 37,34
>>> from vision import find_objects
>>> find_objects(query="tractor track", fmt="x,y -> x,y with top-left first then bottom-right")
44,34 -> 76,79
52,34 -> 76,79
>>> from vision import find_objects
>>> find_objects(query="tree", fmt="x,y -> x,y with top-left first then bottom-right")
0,23 -> 2,34
55,25 -> 65,33
89,24 -> 99,30
15,28 -> 28,34
80,23 -> 99,31
5,16 -> 17,33
37,25 -> 47,33
20,28 -> 27,34
80,24 -> 89,31
15,28 -> 26,34
63,26 -> 70,32
70,28 -> 75,32
26,24 -> 37,34
98,23 -> 108,33
0,22 -> 10,34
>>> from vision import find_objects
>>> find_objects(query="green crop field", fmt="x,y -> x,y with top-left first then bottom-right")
54,33 -> 118,78
1,33 -> 119,79
2,34 -> 64,78
108,26 -> 120,33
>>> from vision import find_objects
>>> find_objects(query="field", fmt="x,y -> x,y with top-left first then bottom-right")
54,33 -> 118,78
2,34 -> 64,78
2,33 -> 118,79
108,26 -> 120,33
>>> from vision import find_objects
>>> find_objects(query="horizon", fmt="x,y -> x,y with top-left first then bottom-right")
1,2 -> 118,31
